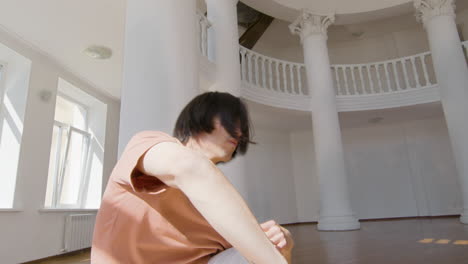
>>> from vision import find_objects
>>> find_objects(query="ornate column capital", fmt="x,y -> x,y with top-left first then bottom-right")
289,10 -> 335,42
414,0 -> 456,26
205,0 -> 238,7
197,10 -> 212,28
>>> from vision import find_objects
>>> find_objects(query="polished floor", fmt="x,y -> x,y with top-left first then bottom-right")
287,217 -> 468,264
27,217 -> 468,264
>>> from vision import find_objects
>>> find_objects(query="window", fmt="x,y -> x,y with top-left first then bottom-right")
0,63 -> 5,136
0,64 -> 6,166
45,79 -> 107,209
0,44 -> 32,209
45,95 -> 91,208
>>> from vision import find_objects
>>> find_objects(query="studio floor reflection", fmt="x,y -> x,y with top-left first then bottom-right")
26,216 -> 468,264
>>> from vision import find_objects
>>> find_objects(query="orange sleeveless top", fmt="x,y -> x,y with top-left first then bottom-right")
91,131 -> 231,263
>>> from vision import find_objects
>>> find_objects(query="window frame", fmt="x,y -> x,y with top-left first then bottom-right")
0,62 -> 6,144
45,78 -> 108,210
47,96 -> 93,209
56,91 -> 90,130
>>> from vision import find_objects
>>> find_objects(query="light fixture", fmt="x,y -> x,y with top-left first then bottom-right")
368,117 -> 383,124
83,45 -> 112,60
351,31 -> 364,38
345,25 -> 365,38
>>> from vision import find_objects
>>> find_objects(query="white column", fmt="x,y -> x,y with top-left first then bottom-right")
118,0 -> 199,154
415,0 -> 468,224
205,0 -> 248,201
206,0 -> 241,96
290,11 -> 360,230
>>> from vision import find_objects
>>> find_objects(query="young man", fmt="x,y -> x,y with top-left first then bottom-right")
92,92 -> 293,263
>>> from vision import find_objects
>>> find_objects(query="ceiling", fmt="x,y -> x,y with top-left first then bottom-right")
0,0 -> 126,99
274,0 -> 411,16
241,0 -> 418,24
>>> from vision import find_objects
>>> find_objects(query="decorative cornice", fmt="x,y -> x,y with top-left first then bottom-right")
289,10 -> 335,42
414,0 -> 456,26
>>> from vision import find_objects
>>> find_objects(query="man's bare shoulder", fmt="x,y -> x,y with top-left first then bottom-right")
137,141 -> 207,188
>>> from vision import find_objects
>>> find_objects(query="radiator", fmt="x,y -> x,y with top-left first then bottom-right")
63,214 -> 96,252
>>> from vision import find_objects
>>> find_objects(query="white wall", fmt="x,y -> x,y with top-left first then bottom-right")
244,128 -> 298,224
328,14 -> 429,63
252,14 -> 429,63
343,121 -> 420,219
0,26 -> 120,264
290,115 -> 461,222
400,118 -> 461,216
289,130 -> 320,222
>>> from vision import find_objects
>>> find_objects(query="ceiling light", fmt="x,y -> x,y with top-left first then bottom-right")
351,31 -> 364,38
368,117 -> 383,124
83,45 -> 112,60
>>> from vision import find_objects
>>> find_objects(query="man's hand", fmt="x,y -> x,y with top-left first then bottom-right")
260,220 -> 294,252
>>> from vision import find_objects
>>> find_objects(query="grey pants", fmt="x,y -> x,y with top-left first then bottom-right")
208,248 -> 249,264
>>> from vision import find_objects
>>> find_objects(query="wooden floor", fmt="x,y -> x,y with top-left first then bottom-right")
28,217 -> 468,264
24,250 -> 90,264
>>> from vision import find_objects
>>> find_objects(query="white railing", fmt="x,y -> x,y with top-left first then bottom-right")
240,47 -> 308,96
332,52 -> 436,96
198,15 -> 468,101
239,47 -> 437,97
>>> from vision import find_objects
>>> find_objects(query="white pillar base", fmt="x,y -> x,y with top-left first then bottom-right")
460,209 -> 468,224
318,215 -> 360,231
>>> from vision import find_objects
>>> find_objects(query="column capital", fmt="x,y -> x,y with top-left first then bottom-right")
414,0 -> 456,26
289,10 -> 335,42
197,11 -> 212,28
205,0 -> 238,7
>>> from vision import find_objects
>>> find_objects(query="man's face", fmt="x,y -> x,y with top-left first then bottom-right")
197,118 -> 240,163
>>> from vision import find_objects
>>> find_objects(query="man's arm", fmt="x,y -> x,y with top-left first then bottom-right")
138,142 -> 287,264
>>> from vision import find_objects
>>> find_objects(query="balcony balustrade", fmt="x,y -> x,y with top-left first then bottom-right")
197,15 -> 468,111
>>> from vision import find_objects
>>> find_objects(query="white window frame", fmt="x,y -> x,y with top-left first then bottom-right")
0,63 -> 6,144
47,95 -> 93,209
56,91 -> 90,130
45,78 -> 108,210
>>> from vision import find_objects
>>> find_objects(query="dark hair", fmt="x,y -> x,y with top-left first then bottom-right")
173,91 -> 254,157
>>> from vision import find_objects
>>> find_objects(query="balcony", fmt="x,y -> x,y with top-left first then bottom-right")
197,13 -> 468,112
